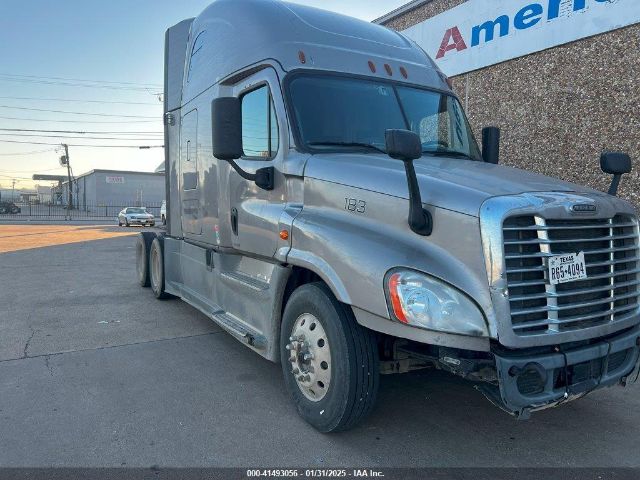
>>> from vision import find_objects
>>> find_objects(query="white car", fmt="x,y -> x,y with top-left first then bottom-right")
118,207 -> 155,227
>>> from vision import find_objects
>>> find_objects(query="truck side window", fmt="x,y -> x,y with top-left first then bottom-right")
241,85 -> 279,159
187,31 -> 206,84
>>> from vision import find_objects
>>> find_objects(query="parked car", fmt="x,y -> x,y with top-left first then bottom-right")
160,200 -> 166,225
118,207 -> 155,227
0,201 -> 21,214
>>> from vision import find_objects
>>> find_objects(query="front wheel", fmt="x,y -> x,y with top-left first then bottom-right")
280,283 -> 379,433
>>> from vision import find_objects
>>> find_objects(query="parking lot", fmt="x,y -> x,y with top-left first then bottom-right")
0,223 -> 639,468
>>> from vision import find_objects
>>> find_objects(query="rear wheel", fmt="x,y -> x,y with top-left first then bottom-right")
135,232 -> 155,288
149,236 -> 171,299
280,282 -> 379,433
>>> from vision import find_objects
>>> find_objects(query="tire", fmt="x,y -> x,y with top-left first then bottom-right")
118,220 -> 123,227
162,215 -> 166,226
280,282 -> 379,433
149,236 -> 171,299
125,218 -> 130,227
10,206 -> 19,214
0,207 -> 6,214
135,232 -> 155,288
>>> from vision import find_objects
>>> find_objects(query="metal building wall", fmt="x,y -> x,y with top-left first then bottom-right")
62,171 -> 165,208
93,172 -> 165,206
381,1 -> 640,208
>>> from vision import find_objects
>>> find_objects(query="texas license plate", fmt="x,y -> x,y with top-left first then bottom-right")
548,252 -> 587,285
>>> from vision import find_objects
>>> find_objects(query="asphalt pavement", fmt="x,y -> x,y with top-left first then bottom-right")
0,225 -> 639,468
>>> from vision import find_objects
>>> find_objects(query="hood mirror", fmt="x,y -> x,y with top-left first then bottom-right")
385,129 -> 432,236
600,152 -> 631,196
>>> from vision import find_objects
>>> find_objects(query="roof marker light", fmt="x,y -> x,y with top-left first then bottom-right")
384,64 -> 393,76
298,51 -> 306,64
368,61 -> 376,73
400,66 -> 408,79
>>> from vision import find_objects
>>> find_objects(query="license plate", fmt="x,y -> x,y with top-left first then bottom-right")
548,252 -> 587,285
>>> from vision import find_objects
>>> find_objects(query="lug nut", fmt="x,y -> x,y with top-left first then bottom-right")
289,336 -> 295,342
303,353 -> 314,361
285,344 -> 292,351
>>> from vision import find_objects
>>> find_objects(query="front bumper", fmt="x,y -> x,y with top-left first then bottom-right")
129,219 -> 155,225
485,326 -> 640,418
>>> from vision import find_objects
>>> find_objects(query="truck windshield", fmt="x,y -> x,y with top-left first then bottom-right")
288,74 -> 481,160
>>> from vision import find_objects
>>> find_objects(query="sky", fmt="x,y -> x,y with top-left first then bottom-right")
0,0 -> 407,191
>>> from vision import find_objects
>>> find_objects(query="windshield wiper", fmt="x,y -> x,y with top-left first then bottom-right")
423,149 -> 476,161
308,141 -> 387,154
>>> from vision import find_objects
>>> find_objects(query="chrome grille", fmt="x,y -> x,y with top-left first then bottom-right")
503,214 -> 640,336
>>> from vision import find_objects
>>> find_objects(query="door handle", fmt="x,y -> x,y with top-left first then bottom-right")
231,207 -> 238,236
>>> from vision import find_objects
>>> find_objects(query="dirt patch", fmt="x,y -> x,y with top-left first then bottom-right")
0,225 -> 138,254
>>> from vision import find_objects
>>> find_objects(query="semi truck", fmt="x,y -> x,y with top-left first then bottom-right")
135,0 -> 640,432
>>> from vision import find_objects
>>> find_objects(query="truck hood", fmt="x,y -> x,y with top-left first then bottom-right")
304,153 -> 604,217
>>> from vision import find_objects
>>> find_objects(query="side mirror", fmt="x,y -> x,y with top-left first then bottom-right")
600,152 -> 632,196
482,127 -> 500,164
211,96 -> 274,190
211,97 -> 242,160
385,129 -> 422,161
385,129 -> 432,236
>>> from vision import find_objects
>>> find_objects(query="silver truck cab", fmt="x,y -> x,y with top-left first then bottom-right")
135,0 -> 640,432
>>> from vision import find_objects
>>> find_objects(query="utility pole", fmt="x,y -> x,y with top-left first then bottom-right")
62,143 -> 73,210
12,179 -> 16,202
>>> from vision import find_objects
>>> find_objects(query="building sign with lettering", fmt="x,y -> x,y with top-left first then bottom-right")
105,176 -> 125,184
402,0 -> 639,76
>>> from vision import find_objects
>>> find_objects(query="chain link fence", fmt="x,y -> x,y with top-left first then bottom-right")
0,201 -> 163,221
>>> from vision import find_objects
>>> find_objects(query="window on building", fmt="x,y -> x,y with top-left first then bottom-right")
241,85 -> 279,159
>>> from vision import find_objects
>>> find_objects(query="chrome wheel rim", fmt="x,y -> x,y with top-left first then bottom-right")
136,241 -> 145,281
150,246 -> 160,290
286,313 -> 331,402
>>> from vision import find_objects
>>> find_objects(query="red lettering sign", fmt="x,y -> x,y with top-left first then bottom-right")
436,26 -> 468,59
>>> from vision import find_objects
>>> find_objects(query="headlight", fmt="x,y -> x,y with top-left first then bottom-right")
385,270 -> 488,337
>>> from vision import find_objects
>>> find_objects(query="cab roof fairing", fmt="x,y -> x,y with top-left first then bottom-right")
179,0 -> 449,106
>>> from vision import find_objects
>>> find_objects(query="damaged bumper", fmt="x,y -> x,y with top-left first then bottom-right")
484,326 -> 640,419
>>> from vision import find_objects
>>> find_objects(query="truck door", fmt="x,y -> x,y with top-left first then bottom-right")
227,69 -> 286,257
180,109 -> 202,236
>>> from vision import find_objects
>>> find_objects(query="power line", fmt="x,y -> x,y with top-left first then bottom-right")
0,95 -> 161,106
0,148 -> 56,156
0,105 -> 158,118
0,115 -> 159,124
0,75 -> 161,92
0,128 -> 162,135
0,166 -> 65,173
0,133 -> 163,141
0,73 -> 162,88
0,139 -> 164,148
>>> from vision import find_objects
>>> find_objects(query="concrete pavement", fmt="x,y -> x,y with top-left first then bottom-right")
0,225 -> 639,468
